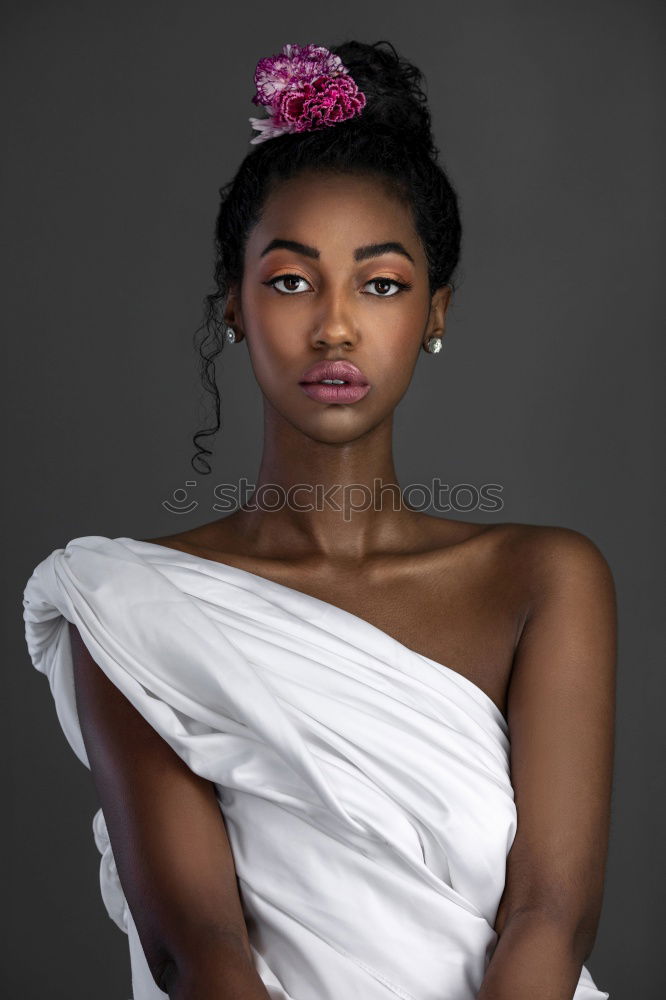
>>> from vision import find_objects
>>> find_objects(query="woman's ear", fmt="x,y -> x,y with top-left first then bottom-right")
422,284 -> 452,350
223,283 -> 245,344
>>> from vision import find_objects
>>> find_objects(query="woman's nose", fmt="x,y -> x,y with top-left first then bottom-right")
310,298 -> 358,348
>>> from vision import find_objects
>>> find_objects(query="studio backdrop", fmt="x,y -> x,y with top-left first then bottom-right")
4,1 -> 664,997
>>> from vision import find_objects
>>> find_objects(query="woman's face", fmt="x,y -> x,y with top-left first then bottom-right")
226,170 -> 450,444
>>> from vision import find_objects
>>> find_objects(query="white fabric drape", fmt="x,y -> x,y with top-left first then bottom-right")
22,535 -> 609,999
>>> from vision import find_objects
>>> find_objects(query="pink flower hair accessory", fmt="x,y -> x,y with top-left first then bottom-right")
248,43 -> 367,145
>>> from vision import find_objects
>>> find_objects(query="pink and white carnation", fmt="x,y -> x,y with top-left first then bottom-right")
249,42 -> 366,145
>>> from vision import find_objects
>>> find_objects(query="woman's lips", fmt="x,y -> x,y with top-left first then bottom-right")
298,360 -> 371,404
299,359 -> 368,385
300,382 -> 371,404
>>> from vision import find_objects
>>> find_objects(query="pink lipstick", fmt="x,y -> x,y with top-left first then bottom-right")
299,360 -> 371,405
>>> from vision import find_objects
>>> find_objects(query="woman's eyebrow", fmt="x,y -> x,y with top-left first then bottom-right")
259,238 -> 415,264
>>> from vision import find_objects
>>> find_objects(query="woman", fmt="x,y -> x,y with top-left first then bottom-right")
23,40 -> 615,1000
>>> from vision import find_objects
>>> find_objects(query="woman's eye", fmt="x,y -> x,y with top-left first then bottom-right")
266,274 -> 311,294
365,277 -> 410,297
264,274 -> 411,296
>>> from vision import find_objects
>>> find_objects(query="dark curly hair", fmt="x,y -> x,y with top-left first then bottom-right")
191,39 -> 462,475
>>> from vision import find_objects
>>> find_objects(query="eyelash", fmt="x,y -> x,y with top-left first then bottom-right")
264,273 -> 412,297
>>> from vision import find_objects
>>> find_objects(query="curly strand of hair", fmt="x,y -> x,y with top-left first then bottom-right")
190,291 -> 225,476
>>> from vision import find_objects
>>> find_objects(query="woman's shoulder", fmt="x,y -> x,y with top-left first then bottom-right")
475,520 -> 616,610
138,515 -> 241,556
417,517 -> 615,608
416,514 -> 609,560
490,519 -> 613,571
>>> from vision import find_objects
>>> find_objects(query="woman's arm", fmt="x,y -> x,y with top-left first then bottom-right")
69,622 -> 271,1000
477,528 -> 616,1000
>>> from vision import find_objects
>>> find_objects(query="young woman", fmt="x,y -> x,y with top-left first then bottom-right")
23,40 -> 615,1000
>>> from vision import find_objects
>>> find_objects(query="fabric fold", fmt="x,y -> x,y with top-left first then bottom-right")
22,535 -> 609,1000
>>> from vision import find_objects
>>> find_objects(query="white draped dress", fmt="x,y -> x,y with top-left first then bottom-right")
22,535 -> 609,999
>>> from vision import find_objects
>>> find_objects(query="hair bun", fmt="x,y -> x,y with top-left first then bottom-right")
330,40 -> 436,156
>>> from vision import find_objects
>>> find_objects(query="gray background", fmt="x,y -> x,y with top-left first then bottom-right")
4,1 -> 664,996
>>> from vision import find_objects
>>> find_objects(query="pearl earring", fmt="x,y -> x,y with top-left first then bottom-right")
225,326 -> 236,344
426,336 -> 443,354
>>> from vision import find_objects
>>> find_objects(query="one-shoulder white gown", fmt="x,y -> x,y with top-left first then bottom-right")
22,535 -> 610,999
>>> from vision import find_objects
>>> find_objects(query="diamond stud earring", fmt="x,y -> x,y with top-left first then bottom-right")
425,336 -> 443,354
225,326 -> 236,344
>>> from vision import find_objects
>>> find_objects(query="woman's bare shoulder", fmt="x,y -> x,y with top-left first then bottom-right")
459,518 -> 613,567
